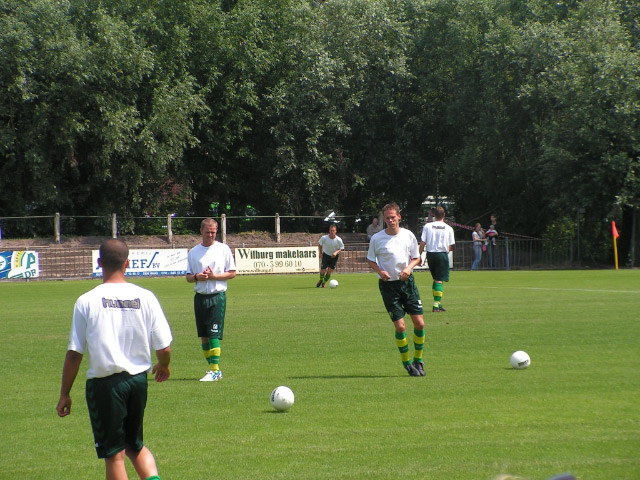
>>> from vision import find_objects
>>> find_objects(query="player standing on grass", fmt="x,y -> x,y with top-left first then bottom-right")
367,203 -> 426,377
57,238 -> 173,480
316,223 -> 344,288
419,205 -> 455,312
186,218 -> 236,382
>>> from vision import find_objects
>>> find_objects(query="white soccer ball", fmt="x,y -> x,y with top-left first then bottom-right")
270,386 -> 295,411
328,279 -> 339,289
510,350 -> 531,369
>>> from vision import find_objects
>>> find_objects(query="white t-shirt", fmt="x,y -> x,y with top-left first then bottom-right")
68,283 -> 173,379
367,228 -> 420,281
421,220 -> 455,253
318,234 -> 344,256
187,242 -> 237,294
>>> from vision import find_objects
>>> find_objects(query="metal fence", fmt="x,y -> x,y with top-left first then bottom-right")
454,238 -> 573,270
0,213 -> 373,241
0,214 -> 577,279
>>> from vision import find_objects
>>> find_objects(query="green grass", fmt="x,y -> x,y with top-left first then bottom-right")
1,270 -> 639,479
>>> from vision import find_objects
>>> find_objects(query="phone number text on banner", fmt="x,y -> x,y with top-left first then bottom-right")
92,249 -> 188,277
234,247 -> 319,274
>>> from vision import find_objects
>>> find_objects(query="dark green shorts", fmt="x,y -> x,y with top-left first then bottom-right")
86,372 -> 148,459
321,252 -> 340,270
426,251 -> 450,282
378,274 -> 424,321
194,292 -> 226,339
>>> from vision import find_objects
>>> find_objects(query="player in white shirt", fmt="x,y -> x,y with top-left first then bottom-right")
57,238 -> 172,480
367,203 -> 425,377
419,205 -> 455,312
316,224 -> 345,287
186,218 -> 236,381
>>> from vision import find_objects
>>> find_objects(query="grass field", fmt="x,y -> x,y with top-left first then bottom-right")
1,270 -> 639,480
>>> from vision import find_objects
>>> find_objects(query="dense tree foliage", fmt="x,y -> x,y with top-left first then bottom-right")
1,0 -> 638,263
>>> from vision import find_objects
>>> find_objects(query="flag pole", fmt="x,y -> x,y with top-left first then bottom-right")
612,221 -> 619,270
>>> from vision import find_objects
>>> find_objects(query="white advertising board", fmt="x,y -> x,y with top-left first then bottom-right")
92,249 -> 188,277
234,246 -> 319,274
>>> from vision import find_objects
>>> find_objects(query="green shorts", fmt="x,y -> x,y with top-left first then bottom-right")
86,372 -> 148,459
194,292 -> 226,339
378,274 -> 424,322
321,252 -> 340,270
426,251 -> 450,282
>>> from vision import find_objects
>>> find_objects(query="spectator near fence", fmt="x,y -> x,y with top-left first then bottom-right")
471,223 -> 485,270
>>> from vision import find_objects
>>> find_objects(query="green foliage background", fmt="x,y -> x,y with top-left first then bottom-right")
1,0 -> 639,262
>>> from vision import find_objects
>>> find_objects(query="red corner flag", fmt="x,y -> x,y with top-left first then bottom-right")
612,221 -> 620,239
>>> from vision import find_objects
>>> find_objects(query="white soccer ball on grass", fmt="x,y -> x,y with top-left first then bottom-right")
270,386 -> 295,411
328,279 -> 339,289
510,350 -> 531,369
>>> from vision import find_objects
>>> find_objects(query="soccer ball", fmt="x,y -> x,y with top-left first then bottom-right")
510,350 -> 531,369
328,279 -> 339,289
270,386 -> 295,411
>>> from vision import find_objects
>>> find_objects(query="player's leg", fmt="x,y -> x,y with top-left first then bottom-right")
410,313 -> 426,375
428,252 -> 449,312
196,293 -> 225,381
392,318 -> 415,374
126,446 -> 159,480
432,281 -> 443,311
105,451 -> 128,480
403,276 -> 426,376
316,268 -> 325,287
201,336 -> 220,378
379,280 -> 418,375
322,267 -> 334,286
323,254 -> 339,285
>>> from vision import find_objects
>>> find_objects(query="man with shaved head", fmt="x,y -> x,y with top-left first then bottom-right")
57,238 -> 173,480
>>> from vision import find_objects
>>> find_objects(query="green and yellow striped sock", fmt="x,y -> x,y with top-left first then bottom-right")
202,339 -> 221,372
432,281 -> 443,307
395,331 -> 411,365
323,273 -> 331,285
413,328 -> 425,362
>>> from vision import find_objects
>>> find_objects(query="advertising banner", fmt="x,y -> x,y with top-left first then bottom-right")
234,246 -> 319,274
92,249 -> 188,277
0,251 -> 40,279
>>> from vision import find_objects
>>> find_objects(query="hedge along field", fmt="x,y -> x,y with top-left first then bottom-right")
1,270 -> 638,480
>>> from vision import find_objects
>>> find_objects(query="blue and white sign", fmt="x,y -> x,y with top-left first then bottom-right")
92,249 -> 188,277
0,251 -> 40,279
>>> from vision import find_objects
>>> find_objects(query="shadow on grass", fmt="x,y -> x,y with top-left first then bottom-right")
288,374 -> 399,379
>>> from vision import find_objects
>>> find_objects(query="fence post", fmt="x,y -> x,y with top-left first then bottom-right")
112,213 -> 117,238
275,213 -> 281,243
54,213 -> 61,243
221,214 -> 226,244
505,237 -> 510,270
167,214 -> 173,244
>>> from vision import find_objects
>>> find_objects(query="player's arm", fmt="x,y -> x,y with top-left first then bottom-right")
186,272 -> 198,283
400,257 -> 421,280
367,259 -> 391,281
152,346 -> 172,383
56,350 -> 83,417
206,269 -> 236,281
